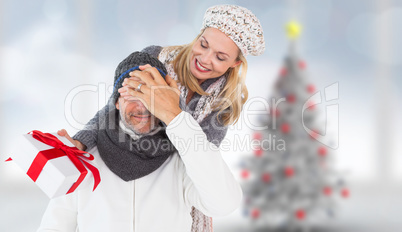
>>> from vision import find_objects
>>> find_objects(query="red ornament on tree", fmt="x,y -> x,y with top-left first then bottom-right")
341,188 -> 350,198
284,166 -> 294,177
323,186 -> 332,196
270,108 -> 280,117
286,94 -> 296,103
281,123 -> 291,134
241,170 -> 250,179
262,173 -> 271,183
307,84 -> 316,93
254,147 -> 263,157
251,208 -> 260,219
307,100 -> 315,110
253,132 -> 263,141
280,67 -> 288,76
309,129 -> 319,140
298,60 -> 307,69
295,209 -> 306,220
318,146 -> 327,157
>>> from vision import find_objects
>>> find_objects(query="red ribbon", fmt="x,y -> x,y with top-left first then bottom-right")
25,130 -> 100,194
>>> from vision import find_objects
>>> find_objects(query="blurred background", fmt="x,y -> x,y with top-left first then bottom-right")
0,0 -> 401,231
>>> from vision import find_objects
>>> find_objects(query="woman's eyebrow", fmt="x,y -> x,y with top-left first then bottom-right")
218,51 -> 229,57
201,36 -> 209,45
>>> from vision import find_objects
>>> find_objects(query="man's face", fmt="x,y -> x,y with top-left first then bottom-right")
115,89 -> 160,135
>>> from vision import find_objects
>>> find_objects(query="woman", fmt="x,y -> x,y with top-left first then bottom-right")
69,4 -> 265,232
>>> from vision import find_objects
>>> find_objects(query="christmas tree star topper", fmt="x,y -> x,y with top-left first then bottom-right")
286,21 -> 302,39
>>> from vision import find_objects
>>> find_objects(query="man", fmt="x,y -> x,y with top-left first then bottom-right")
37,52 -> 242,232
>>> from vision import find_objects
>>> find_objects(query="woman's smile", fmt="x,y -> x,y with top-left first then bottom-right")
195,59 -> 211,72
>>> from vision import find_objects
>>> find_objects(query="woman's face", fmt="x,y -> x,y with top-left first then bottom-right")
189,27 -> 242,83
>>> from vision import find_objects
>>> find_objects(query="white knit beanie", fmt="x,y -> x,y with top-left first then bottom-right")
201,4 -> 265,56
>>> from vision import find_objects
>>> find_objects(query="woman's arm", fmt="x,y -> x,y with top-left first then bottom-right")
167,111 -> 242,217
141,45 -> 163,59
121,64 -> 241,216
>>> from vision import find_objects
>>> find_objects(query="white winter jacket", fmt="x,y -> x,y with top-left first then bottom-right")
37,111 -> 243,232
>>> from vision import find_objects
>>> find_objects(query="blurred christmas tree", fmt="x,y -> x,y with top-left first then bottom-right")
240,22 -> 349,232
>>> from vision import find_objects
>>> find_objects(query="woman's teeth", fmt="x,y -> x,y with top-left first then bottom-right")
196,60 -> 210,71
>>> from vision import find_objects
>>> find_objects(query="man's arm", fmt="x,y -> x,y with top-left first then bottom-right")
71,104 -> 109,151
37,193 -> 78,232
166,111 -> 242,217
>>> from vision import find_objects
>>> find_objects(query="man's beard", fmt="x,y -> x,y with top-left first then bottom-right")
119,109 -> 160,135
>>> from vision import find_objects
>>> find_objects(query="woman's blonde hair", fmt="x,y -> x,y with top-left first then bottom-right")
167,31 -> 248,126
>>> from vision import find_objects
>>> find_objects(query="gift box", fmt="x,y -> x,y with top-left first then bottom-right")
9,130 -> 100,198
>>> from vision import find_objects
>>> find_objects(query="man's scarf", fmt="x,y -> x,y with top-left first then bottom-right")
97,103 -> 176,181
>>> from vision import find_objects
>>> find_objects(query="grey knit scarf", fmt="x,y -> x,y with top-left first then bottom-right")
97,103 -> 176,181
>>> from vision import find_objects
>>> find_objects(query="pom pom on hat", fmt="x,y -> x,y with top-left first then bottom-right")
201,4 -> 265,56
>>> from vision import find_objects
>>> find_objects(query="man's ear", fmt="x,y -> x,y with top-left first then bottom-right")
115,99 -> 120,110
231,60 -> 242,68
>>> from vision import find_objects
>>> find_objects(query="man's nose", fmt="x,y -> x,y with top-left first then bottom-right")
133,100 -> 148,112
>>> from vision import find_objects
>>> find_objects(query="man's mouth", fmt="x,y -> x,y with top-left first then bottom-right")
195,59 -> 211,72
131,114 -> 151,122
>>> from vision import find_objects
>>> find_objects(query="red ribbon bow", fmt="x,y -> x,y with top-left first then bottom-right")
25,130 -> 100,194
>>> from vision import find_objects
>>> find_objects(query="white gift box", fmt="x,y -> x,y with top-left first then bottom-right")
10,132 -> 98,198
